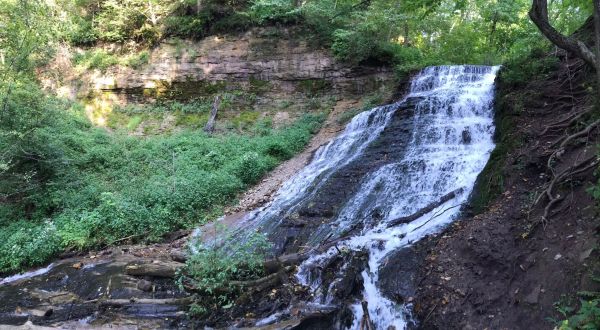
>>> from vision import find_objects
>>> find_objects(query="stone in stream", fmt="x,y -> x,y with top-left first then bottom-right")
137,279 -> 154,292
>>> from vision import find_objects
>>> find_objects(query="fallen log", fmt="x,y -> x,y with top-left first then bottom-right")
170,250 -> 188,263
96,297 -> 192,306
360,300 -> 375,330
184,266 -> 293,295
386,187 -> 464,228
125,261 -> 184,278
170,249 -> 309,274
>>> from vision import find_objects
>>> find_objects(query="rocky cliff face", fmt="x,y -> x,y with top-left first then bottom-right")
42,26 -> 393,121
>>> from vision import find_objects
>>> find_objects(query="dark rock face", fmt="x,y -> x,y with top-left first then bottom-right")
378,238 -> 434,304
266,100 -> 419,255
0,255 -> 187,328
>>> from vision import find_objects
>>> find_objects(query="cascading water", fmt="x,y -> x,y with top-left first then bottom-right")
238,65 -> 499,329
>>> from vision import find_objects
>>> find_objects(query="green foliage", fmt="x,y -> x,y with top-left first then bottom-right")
58,0 -> 593,72
73,49 -> 151,71
249,0 -> 300,24
297,79 -> 332,97
0,221 -> 61,271
557,299 -> 600,330
501,47 -> 560,88
73,49 -> 119,71
181,230 -> 271,314
124,51 -> 150,69
0,96 -> 323,273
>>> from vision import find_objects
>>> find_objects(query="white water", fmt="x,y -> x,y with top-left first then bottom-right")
238,101 -> 397,241
0,263 -> 55,286
246,65 -> 499,328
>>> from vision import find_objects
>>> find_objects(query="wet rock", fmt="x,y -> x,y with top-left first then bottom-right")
378,240 -> 432,303
462,129 -> 472,144
137,279 -> 154,292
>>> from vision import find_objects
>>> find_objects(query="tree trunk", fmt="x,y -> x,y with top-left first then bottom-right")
203,95 -> 220,134
529,0 -> 597,67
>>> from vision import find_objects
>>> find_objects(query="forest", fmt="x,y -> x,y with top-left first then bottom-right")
0,0 -> 598,329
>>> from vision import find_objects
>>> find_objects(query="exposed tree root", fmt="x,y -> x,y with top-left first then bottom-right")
533,156 -> 599,228
550,119 -> 600,150
539,108 -> 590,135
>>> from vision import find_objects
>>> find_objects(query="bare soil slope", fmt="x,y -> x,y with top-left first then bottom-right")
414,25 -> 600,329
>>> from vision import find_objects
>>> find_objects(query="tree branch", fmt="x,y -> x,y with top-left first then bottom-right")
529,0 -> 596,67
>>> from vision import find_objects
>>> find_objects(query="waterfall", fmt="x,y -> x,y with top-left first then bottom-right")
242,65 -> 500,329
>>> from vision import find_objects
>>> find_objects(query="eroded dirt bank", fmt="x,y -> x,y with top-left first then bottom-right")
413,24 -> 600,329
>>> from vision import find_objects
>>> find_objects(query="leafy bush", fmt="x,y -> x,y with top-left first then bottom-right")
332,29 -> 376,64
73,49 -> 119,71
557,299 -> 600,330
500,47 -> 560,88
249,0 -> 300,24
0,104 -> 323,273
73,49 -> 152,71
124,50 -> 150,69
181,230 -> 272,315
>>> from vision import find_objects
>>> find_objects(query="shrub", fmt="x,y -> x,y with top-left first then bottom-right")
557,299 -> 600,330
124,51 -> 150,69
500,46 -> 559,88
180,230 -> 272,315
332,29 -> 376,64
249,0 -> 299,24
73,49 -> 119,71
0,107 -> 323,273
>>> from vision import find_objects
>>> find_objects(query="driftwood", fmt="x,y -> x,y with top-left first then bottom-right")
386,187 -> 464,228
170,250 -> 188,263
170,249 -> 309,274
97,297 -> 192,307
360,300 -> 375,330
203,95 -> 221,133
125,261 -> 184,278
184,266 -> 293,295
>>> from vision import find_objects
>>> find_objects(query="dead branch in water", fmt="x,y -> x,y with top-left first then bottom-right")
359,300 -> 375,330
125,261 -> 184,278
387,188 -> 464,228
